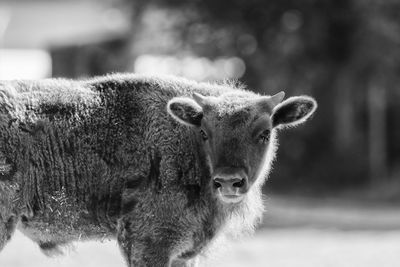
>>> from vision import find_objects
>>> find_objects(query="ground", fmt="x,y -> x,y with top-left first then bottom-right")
1,195 -> 400,267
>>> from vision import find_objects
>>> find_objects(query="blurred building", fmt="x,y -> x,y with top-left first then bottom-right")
0,0 -> 131,79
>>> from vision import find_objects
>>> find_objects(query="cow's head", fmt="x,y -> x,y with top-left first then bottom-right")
167,91 -> 317,204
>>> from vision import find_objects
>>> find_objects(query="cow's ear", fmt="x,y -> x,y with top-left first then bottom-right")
271,96 -> 317,129
167,97 -> 203,127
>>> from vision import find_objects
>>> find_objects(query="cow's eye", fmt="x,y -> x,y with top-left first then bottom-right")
200,129 -> 208,141
258,129 -> 270,144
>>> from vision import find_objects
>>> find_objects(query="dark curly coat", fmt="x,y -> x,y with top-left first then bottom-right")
0,74 -> 316,266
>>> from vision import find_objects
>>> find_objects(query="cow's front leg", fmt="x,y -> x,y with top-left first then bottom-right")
171,257 -> 199,267
118,235 -> 199,267
118,240 -> 171,267
118,237 -> 174,267
118,218 -> 181,267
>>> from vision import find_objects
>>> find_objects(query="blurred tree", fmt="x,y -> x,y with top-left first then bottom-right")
51,37 -> 130,78
352,0 -> 400,185
121,0 -> 400,192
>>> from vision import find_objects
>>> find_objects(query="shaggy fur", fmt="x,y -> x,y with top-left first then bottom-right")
0,74 -> 316,267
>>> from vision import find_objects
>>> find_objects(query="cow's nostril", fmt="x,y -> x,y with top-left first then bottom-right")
214,180 -> 222,188
232,178 -> 245,188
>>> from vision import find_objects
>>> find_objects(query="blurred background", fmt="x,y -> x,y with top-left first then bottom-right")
0,0 -> 399,266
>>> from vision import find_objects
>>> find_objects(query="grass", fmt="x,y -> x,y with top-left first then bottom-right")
1,195 -> 400,267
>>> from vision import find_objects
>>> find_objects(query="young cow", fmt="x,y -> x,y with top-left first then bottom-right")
0,74 -> 316,266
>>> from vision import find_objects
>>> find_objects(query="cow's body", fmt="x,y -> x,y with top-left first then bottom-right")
0,74 -> 316,266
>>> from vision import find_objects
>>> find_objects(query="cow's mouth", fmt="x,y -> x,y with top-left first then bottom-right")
216,191 -> 244,204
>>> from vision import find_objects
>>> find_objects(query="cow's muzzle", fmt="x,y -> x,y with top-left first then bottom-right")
212,167 -> 248,204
